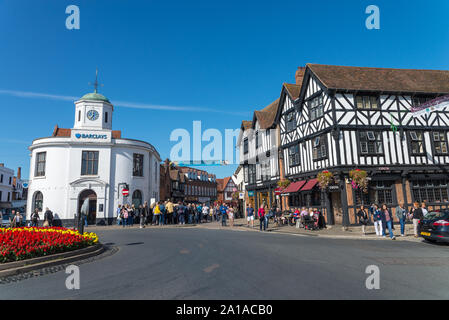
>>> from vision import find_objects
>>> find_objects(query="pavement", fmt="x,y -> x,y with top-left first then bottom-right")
0,221 -> 448,300
88,218 -> 422,242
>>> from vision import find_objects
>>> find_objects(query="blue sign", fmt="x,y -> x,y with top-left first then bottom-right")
248,191 -> 254,197
75,133 -> 107,139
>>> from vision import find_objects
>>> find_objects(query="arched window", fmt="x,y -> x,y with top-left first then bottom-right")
132,190 -> 142,207
33,191 -> 43,212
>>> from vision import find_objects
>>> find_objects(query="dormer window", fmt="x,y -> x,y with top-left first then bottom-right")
286,111 -> 296,132
309,94 -> 324,120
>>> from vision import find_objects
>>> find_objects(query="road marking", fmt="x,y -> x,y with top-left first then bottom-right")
203,264 -> 219,273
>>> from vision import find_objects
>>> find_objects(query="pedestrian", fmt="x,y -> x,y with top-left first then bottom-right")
395,202 -> 407,237
44,207 -> 54,227
153,202 -> 160,225
196,203 -> 203,224
139,204 -> 145,228
31,209 -> 40,227
246,204 -> 255,228
117,204 -> 122,225
159,201 -> 166,226
202,204 -> 209,223
121,206 -> 128,228
371,204 -> 383,236
142,201 -> 149,226
209,205 -> 214,223
178,202 -> 185,224
166,199 -> 174,224
258,204 -> 266,231
357,205 -> 369,235
12,210 -> 22,228
228,206 -> 234,227
412,202 -> 424,238
219,203 -> 228,226
129,204 -> 135,226
382,204 -> 396,240
421,202 -> 428,217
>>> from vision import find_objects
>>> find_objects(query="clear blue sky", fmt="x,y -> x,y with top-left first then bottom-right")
0,0 -> 448,179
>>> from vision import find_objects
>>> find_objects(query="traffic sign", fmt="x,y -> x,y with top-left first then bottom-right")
122,189 -> 129,197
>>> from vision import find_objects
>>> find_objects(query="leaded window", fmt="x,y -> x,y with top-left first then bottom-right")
286,111 -> 296,132
412,180 -> 449,203
309,94 -> 324,120
409,131 -> 425,155
432,131 -> 448,155
312,135 -> 328,161
355,95 -> 379,109
288,144 -> 300,167
359,131 -> 383,155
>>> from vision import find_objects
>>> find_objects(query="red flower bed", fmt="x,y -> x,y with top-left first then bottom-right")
0,227 -> 98,263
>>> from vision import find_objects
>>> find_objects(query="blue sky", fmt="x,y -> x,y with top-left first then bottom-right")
0,0 -> 448,179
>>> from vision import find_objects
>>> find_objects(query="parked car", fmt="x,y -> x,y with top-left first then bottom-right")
1,208 -> 26,227
419,210 -> 449,243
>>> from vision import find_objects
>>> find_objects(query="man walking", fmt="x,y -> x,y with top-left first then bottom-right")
395,202 -> 407,236
220,203 -> 228,226
246,204 -> 254,228
412,202 -> 424,238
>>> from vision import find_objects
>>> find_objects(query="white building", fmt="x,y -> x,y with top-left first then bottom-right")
0,164 -> 14,210
26,90 -> 161,225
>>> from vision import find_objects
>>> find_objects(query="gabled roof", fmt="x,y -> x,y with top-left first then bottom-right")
283,83 -> 301,100
241,120 -> 252,131
253,98 -> 280,129
307,63 -> 449,94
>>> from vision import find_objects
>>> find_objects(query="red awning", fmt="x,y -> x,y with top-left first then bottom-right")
282,180 -> 306,194
274,187 -> 284,195
301,179 -> 318,191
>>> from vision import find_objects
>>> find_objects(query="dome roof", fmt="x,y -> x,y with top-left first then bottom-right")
80,92 -> 110,103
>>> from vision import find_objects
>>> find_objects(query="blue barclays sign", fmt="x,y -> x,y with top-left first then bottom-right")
75,133 -> 108,139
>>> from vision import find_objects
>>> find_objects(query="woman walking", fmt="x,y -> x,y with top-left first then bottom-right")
258,204 -> 266,231
228,206 -> 234,227
121,206 -> 128,228
381,204 -> 396,240
357,205 -> 369,235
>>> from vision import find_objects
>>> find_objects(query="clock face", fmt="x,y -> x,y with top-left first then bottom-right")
87,110 -> 99,121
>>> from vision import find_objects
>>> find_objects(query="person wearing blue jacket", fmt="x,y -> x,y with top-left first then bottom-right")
219,203 -> 228,226
371,204 -> 383,236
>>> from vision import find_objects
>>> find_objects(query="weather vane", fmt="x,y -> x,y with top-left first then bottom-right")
89,68 -> 103,93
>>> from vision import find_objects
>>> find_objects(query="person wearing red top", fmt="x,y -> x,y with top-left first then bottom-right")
258,205 -> 267,231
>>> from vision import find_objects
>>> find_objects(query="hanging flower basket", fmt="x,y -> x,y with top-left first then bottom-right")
317,170 -> 334,190
277,179 -> 291,189
349,169 -> 368,193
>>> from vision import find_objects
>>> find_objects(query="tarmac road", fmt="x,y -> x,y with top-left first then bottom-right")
1,226 -> 449,299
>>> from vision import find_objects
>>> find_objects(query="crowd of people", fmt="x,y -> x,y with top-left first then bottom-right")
356,201 -> 428,240
116,200 -> 242,228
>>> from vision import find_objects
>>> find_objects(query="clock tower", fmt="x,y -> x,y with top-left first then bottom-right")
73,71 -> 113,131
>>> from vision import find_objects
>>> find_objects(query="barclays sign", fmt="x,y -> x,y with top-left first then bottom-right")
75,133 -> 108,139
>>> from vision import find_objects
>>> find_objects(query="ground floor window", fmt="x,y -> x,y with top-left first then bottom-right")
354,181 -> 395,206
411,180 -> 449,203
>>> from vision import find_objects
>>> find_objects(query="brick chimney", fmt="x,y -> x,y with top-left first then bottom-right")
17,167 -> 21,179
295,66 -> 306,85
